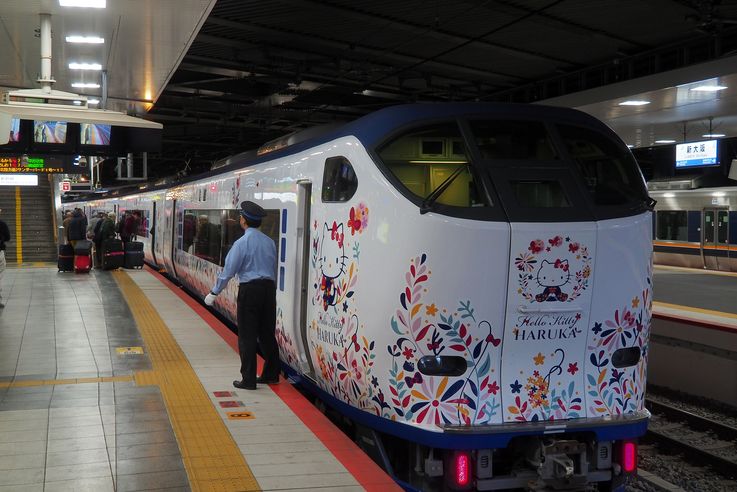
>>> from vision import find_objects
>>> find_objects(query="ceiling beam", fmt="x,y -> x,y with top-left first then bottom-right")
201,17 -> 524,84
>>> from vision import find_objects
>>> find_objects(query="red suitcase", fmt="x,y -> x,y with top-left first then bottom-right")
74,253 -> 92,273
74,240 -> 93,274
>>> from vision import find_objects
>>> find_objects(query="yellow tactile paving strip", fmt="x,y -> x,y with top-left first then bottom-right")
112,270 -> 260,492
0,375 -> 133,388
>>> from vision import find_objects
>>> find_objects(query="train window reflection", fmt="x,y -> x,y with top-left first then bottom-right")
557,125 -> 647,206
377,123 -> 490,208
511,180 -> 571,208
656,211 -> 688,241
322,156 -> 357,202
469,120 -> 556,160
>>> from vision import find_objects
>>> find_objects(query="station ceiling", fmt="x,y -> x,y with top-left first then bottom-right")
3,0 -> 737,179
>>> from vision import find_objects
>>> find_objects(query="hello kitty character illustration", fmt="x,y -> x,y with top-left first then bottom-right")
319,221 -> 347,310
535,259 -> 570,302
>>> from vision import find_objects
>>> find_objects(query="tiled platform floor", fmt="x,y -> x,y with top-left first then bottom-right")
0,266 -> 394,491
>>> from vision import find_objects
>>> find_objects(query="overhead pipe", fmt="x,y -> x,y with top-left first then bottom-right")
37,13 -> 55,93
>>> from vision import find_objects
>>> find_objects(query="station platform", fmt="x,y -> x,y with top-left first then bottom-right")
0,265 -> 399,492
653,265 -> 737,332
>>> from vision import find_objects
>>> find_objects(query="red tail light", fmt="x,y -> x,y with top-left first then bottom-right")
622,441 -> 637,473
454,451 -> 470,487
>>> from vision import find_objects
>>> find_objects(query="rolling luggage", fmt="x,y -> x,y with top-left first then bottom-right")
73,240 -> 93,274
102,239 -> 125,270
58,244 -> 74,272
124,241 -> 144,269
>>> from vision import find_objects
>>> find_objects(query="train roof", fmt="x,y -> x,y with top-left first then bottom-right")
224,102 -> 605,167
66,102 -> 609,203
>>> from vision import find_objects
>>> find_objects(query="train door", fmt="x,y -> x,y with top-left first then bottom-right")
701,208 -> 729,270
295,181 -> 316,378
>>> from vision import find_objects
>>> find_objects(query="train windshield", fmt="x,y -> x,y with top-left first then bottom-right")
377,123 -> 491,211
556,124 -> 648,207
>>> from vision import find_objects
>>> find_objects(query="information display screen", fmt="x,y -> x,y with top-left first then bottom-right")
0,156 -> 68,173
80,123 -> 111,145
33,121 -> 68,144
675,139 -> 718,168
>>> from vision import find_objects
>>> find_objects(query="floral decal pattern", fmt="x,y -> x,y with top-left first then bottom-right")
308,204 -> 375,409
381,254 -> 503,425
274,308 -> 299,369
506,349 -> 583,422
516,236 -> 592,303
586,261 -> 652,416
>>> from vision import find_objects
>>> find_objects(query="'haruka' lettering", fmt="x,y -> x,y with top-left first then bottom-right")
514,326 -> 581,341
316,314 -> 345,347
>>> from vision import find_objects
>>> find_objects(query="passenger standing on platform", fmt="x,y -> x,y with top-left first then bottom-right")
67,210 -> 86,248
204,201 -> 279,390
95,212 -> 117,267
0,209 -> 11,308
87,211 -> 105,240
122,211 -> 137,243
62,211 -> 73,244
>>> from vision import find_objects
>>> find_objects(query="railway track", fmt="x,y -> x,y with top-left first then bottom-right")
643,397 -> 737,483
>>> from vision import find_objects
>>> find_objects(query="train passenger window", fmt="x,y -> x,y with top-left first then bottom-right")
469,120 -> 556,160
377,123 -> 490,208
135,209 -> 149,238
221,210 -> 244,266
511,180 -> 571,208
557,125 -> 647,206
656,211 -> 688,241
180,210 -> 222,264
322,156 -> 358,202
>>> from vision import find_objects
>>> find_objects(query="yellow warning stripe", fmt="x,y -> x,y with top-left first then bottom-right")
653,300 -> 737,322
14,187 -> 21,263
0,375 -> 133,389
112,270 -> 260,492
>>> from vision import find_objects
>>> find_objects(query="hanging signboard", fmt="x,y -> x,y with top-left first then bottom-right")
61,180 -> 71,192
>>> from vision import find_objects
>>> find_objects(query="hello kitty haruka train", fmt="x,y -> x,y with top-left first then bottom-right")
71,103 -> 654,491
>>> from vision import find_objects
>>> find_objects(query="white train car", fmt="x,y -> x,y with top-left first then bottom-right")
70,103 -> 654,491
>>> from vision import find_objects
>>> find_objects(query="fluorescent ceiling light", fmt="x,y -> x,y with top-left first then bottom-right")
88,99 -> 100,104
662,193 -> 675,198
71,82 -> 100,88
713,191 -> 726,197
69,62 -> 102,70
59,0 -> 106,7
655,139 -> 676,144
72,100 -> 82,105
627,144 -> 634,148
690,85 -> 727,92
618,100 -> 650,106
702,133 -> 725,138
65,35 -> 104,44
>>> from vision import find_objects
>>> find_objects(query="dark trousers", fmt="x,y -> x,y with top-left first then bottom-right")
237,279 -> 279,385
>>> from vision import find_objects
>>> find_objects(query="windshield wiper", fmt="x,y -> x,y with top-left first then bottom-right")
420,164 -> 467,215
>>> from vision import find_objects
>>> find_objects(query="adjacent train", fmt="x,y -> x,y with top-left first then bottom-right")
69,103 -> 654,491
650,186 -> 737,271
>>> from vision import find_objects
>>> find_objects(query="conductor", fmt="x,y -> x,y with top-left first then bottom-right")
204,201 -> 280,390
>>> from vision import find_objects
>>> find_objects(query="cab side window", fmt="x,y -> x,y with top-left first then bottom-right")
322,156 -> 358,202
377,123 -> 490,208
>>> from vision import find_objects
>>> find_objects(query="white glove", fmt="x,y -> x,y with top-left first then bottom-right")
204,292 -> 217,306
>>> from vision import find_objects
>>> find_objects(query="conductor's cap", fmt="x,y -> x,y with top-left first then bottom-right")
239,201 -> 266,221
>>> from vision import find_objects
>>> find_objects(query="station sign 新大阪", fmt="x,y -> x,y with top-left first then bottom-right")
0,156 -> 72,174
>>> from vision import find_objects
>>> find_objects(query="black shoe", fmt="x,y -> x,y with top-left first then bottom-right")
256,375 -> 280,385
233,380 -> 257,390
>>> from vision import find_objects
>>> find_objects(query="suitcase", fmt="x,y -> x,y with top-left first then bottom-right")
102,239 -> 125,270
124,250 -> 145,269
74,240 -> 93,256
74,253 -> 92,273
58,244 -> 74,272
125,241 -> 143,252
